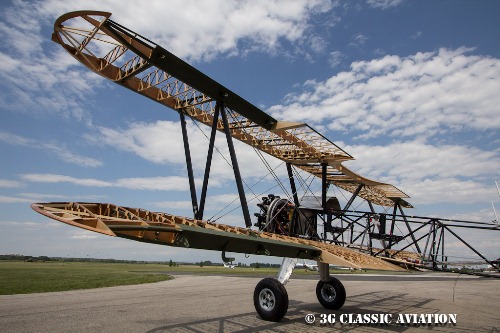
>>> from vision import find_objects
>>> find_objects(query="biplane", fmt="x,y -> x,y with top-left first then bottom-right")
31,11 -> 499,322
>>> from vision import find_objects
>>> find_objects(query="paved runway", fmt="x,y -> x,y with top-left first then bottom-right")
1,273 -> 498,332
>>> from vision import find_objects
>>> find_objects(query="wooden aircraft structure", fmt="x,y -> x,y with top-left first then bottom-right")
32,11 -> 499,322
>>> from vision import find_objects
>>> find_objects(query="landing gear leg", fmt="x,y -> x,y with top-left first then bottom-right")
253,258 -> 297,322
316,262 -> 346,309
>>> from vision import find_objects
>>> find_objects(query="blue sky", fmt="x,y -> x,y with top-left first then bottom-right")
0,0 -> 499,264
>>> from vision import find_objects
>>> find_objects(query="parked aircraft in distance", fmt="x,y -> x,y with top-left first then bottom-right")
223,262 -> 235,269
296,260 -> 318,271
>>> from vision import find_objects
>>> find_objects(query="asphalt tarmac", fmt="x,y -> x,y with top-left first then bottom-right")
1,273 -> 498,332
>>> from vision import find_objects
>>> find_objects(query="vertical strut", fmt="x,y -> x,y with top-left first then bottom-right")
196,104 -> 220,220
366,202 -> 375,254
219,97 -> 252,228
321,163 -> 328,208
387,203 -> 398,249
286,163 -> 300,236
286,163 -> 299,207
421,219 -> 436,263
440,226 -> 446,269
179,112 -> 198,217
431,220 -> 437,269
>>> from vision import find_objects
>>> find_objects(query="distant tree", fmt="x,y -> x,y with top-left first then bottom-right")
169,260 -> 173,267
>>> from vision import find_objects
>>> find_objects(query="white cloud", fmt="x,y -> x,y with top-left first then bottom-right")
90,122 -> 186,165
0,195 -> 33,204
0,18 -> 102,123
0,192 -> 105,204
70,232 -> 101,240
412,31 -> 422,40
46,145 -> 102,167
444,208 -> 498,224
155,193 -> 258,209
329,51 -> 344,68
269,48 -> 500,140
342,140 -> 499,205
349,33 -> 368,48
90,120 -> 286,184
0,179 -> 22,188
367,0 -> 404,10
34,0 -> 334,62
0,131 -> 31,146
0,131 -> 102,168
0,0 -> 334,128
20,192 -> 106,201
154,200 -> 194,211
20,174 -> 113,187
402,178 -> 496,205
345,140 -> 500,182
115,176 -> 189,191
154,192 -> 268,223
19,173 -> 191,192
0,221 -> 38,227
88,120 -> 500,206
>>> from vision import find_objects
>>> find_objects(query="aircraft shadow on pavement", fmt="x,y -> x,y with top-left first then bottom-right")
143,290 -> 484,332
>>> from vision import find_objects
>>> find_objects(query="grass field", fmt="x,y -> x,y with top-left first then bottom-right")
0,261 -> 174,295
0,261 -> 403,295
0,261 -> 300,295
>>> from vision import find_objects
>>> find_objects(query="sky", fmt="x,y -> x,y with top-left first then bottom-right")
0,0 -> 499,264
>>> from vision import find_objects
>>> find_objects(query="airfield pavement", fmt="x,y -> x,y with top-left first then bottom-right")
0,272 -> 498,333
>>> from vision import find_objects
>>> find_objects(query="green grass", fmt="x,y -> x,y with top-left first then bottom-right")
155,265 -> 284,275
0,261 -> 413,295
0,261 -> 173,295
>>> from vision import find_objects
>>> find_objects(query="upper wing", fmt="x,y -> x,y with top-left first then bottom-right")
31,202 -> 404,271
51,11 -> 411,208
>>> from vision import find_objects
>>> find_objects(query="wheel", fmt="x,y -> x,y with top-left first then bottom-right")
316,277 -> 346,309
253,278 -> 288,322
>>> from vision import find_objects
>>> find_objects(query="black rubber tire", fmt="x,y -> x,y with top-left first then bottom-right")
253,278 -> 288,322
316,277 -> 346,309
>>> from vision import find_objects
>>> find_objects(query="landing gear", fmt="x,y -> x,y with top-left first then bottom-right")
316,262 -> 346,310
253,259 -> 346,322
253,278 -> 289,322
316,277 -> 346,309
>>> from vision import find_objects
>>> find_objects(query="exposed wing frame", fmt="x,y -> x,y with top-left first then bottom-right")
52,10 -> 411,208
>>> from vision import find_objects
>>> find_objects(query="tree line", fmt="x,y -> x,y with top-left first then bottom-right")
0,254 -> 281,268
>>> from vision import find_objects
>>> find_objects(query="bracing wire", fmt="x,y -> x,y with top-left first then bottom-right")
211,181 -> 283,222
208,161 -> 285,221
188,111 -> 262,216
225,107 -> 295,203
189,106 -> 296,222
